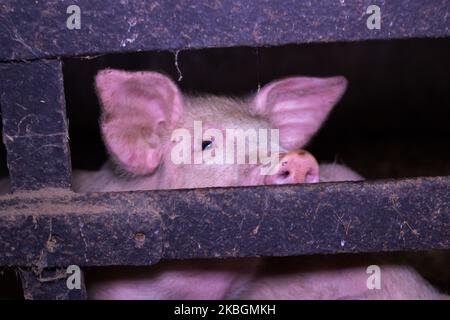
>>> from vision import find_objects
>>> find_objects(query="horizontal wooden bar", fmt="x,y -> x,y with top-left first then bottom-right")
0,189 -> 162,267
0,0 -> 449,61
0,60 -> 71,191
0,177 -> 448,268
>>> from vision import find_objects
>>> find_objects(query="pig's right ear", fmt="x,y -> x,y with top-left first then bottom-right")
252,76 -> 347,150
95,69 -> 183,175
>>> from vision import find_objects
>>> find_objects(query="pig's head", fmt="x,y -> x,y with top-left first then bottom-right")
95,69 -> 347,189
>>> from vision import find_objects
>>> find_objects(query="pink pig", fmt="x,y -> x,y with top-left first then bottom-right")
73,70 -> 447,299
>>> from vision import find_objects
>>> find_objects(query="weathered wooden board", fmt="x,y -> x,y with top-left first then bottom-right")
0,177 -> 448,269
0,60 -> 71,191
0,0 -> 449,61
0,189 -> 162,268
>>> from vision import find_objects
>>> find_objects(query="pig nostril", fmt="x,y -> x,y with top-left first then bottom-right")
280,170 -> 290,178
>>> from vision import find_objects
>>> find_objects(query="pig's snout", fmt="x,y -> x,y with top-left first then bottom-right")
264,150 -> 319,185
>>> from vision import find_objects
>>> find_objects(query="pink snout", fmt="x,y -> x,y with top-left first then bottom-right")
264,150 -> 320,185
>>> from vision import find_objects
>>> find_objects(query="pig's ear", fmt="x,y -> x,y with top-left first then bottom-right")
252,76 -> 347,150
95,69 -> 183,175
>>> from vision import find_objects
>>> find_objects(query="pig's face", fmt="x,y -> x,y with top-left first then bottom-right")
95,70 -> 347,189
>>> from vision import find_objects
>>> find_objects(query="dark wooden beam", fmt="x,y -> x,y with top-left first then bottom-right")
0,0 -> 449,61
0,59 -> 71,191
0,177 -> 448,268
0,189 -> 162,267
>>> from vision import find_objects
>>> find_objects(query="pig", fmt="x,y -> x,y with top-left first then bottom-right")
240,254 -> 448,300
73,70 -> 343,192
73,69 -> 447,299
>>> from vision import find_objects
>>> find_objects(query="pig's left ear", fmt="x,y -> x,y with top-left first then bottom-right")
252,76 -> 347,150
96,69 -> 183,175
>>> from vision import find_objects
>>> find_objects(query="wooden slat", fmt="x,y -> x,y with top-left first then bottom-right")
0,177 -> 448,268
0,60 -> 71,191
0,0 -> 449,61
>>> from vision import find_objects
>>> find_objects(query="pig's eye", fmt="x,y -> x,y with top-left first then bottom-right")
202,140 -> 213,151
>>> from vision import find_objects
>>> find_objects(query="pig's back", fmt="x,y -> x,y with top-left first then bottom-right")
239,255 -> 447,300
319,163 -> 363,182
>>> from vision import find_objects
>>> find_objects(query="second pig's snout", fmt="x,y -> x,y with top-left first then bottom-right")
264,150 -> 319,185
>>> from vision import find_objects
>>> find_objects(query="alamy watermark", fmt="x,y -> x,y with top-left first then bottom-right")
64,4 -> 381,32
170,121 -> 281,175
66,5 -> 81,30
66,265 -> 81,290
366,265 -> 382,290
366,5 -> 381,30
